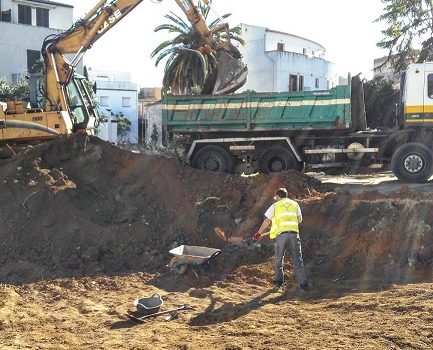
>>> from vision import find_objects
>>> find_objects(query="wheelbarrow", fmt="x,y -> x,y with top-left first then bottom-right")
169,245 -> 222,275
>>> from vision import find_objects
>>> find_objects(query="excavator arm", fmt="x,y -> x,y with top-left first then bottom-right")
41,0 -> 247,129
41,0 -> 145,113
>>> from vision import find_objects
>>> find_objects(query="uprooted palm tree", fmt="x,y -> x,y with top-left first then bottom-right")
150,0 -> 245,95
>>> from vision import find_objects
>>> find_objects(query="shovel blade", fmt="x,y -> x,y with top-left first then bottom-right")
228,236 -> 247,248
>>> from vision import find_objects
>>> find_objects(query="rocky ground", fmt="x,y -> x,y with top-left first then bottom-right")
0,135 -> 432,349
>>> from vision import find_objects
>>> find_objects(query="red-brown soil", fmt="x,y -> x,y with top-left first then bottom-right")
0,134 -> 432,349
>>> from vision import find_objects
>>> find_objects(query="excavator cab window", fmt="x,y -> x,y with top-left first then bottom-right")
67,79 -> 88,130
66,76 -> 98,132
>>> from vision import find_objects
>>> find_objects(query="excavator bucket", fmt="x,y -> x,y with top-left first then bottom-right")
213,51 -> 248,94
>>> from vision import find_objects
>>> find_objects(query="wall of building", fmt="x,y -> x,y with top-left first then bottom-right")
237,24 -> 337,93
373,56 -> 399,82
144,102 -> 163,147
0,0 -> 73,82
265,30 -> 326,58
88,69 -> 139,144
97,117 -> 118,145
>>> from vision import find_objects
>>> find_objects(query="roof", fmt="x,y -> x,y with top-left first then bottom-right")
265,28 -> 325,51
28,0 -> 73,8
240,23 -> 325,51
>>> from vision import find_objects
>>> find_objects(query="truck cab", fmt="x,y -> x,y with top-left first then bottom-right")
402,62 -> 433,127
388,63 -> 433,182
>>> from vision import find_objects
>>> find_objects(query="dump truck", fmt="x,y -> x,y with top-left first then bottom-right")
163,62 -> 433,183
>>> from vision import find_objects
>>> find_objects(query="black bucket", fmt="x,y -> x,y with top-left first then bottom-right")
134,293 -> 163,315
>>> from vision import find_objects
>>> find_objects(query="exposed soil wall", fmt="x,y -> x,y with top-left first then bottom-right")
1,134 -> 432,287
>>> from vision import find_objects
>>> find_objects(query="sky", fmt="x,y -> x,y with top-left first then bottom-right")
62,0 -> 390,87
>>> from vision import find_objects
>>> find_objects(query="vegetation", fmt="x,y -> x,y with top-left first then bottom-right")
149,123 -> 160,149
150,0 -> 244,94
376,0 -> 433,72
0,78 -> 29,101
115,112 -> 132,141
364,77 -> 399,129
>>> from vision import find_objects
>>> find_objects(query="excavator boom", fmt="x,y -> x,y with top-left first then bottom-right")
0,0 -> 247,155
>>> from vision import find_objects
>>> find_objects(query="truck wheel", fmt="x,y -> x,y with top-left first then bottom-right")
391,142 -> 433,183
258,146 -> 298,173
191,145 -> 234,173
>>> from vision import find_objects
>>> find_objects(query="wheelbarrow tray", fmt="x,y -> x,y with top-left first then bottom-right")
169,245 -> 220,265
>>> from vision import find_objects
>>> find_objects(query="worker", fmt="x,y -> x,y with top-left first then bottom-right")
253,188 -> 309,291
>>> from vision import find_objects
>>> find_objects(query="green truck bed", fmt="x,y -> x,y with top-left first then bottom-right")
163,80 -> 354,134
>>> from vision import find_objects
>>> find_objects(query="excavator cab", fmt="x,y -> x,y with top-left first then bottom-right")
66,75 -> 99,132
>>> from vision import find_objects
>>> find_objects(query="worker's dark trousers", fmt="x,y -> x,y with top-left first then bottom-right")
274,231 -> 307,286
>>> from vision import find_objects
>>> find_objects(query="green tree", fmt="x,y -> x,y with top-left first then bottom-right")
115,112 -> 132,141
376,0 -> 433,72
0,78 -> 29,101
364,77 -> 399,129
149,122 -> 160,149
150,0 -> 244,94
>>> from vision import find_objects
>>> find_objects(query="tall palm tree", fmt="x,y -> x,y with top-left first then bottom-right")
151,0 -> 244,95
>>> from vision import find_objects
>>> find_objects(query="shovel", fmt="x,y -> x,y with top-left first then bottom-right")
214,227 -> 267,248
227,236 -> 254,248
126,304 -> 194,323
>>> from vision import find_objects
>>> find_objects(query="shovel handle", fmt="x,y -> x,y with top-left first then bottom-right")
127,305 -> 194,323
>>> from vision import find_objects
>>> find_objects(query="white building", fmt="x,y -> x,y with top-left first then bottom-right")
138,87 -> 161,144
0,0 -> 73,83
237,24 -> 338,92
373,56 -> 400,83
88,68 -> 139,144
143,102 -> 163,147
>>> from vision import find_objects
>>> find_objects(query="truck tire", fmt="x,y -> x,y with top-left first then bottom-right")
391,142 -> 433,183
191,145 -> 234,173
258,146 -> 298,173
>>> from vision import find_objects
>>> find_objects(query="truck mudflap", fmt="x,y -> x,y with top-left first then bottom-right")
379,129 -> 413,160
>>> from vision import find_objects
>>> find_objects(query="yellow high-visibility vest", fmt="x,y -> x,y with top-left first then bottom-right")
269,199 -> 300,239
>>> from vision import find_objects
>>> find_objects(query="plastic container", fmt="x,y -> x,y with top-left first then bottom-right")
133,293 -> 163,315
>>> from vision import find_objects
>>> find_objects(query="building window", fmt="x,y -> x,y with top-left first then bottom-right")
277,42 -> 285,52
303,48 -> 307,55
299,76 -> 304,91
428,74 -> 433,98
0,0 -> 12,22
11,73 -> 24,84
315,78 -> 320,89
289,74 -> 298,92
36,8 -> 49,27
18,4 -> 32,25
27,50 -> 41,73
100,96 -> 109,106
1,9 -> 11,22
122,97 -> 131,107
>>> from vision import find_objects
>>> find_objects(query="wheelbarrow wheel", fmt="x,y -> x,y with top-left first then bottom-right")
171,259 -> 188,275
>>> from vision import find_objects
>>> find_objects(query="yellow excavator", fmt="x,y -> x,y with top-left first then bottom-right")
0,0 -> 247,156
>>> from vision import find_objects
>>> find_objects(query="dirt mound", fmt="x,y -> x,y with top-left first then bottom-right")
0,134 -> 322,284
1,134 -> 432,288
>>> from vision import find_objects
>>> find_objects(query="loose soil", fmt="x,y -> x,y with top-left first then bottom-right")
0,134 -> 432,349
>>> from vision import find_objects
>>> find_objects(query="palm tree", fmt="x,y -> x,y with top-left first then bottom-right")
151,0 -> 244,95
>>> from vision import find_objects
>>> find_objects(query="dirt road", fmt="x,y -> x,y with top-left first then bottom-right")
0,136 -> 432,349
318,171 -> 433,194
